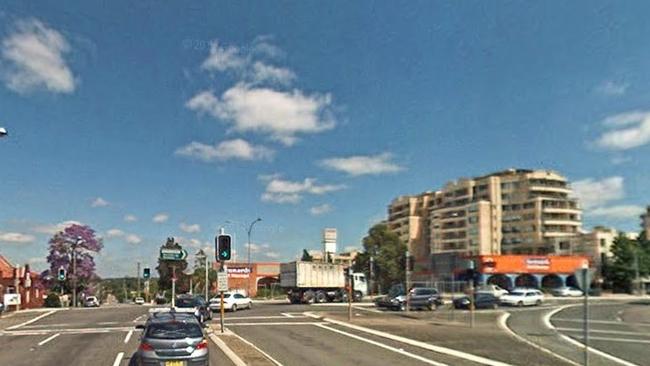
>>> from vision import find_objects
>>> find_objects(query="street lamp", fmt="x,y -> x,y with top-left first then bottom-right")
247,218 -> 262,296
196,249 -> 208,300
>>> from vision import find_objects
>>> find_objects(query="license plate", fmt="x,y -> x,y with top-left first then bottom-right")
164,361 -> 185,366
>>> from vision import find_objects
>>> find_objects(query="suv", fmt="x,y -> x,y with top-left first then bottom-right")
407,287 -> 443,310
175,295 -> 211,323
475,284 -> 509,298
135,311 -> 208,366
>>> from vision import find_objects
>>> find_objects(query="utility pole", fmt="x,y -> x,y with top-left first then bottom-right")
171,265 -> 176,307
634,249 -> 640,295
205,255 -> 209,301
369,256 -> 375,296
247,218 -> 262,296
137,262 -> 141,298
405,251 -> 411,313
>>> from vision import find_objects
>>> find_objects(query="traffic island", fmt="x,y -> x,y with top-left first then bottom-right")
208,325 -> 276,366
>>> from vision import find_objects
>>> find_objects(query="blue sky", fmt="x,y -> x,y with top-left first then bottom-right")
1,1 -> 650,277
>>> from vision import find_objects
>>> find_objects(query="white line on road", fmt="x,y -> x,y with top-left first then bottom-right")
208,333 -> 247,366
228,330 -> 284,366
37,333 -> 60,346
226,321 -> 326,326
497,313 -> 580,366
124,330 -> 133,343
583,336 -> 650,344
315,323 -> 447,366
112,352 -> 124,366
228,315 -> 306,320
280,312 -> 294,318
306,313 -> 513,366
552,318 -> 650,327
353,306 -> 383,313
558,334 -> 640,366
556,327 -> 650,337
6,310 -> 57,330
132,314 -> 147,323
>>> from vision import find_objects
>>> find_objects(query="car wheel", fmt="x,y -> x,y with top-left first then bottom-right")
427,304 -> 433,311
517,301 -> 524,307
232,304 -> 237,312
492,303 -> 498,310
248,301 -> 252,309
535,300 -> 542,306
399,303 -> 406,311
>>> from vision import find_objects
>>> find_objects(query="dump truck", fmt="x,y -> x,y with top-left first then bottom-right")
280,261 -> 368,304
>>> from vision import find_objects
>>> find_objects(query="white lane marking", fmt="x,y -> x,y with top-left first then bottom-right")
228,315 -> 306,320
112,352 -> 124,366
124,330 -> 133,343
552,318 -> 650,327
132,314 -> 147,323
4,326 -> 134,335
497,313 -> 581,366
615,310 -> 624,322
37,333 -> 60,346
98,321 -> 120,325
585,336 -> 650,344
228,330 -> 284,366
305,312 -> 513,366
557,327 -> 650,337
208,333 -> 247,366
316,323 -> 447,366
558,334 -> 640,366
353,306 -> 383,313
544,305 -> 640,366
226,322 -> 326,326
6,310 -> 58,330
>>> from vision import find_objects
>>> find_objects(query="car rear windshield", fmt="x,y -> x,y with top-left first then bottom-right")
146,322 -> 202,339
510,292 -> 524,296
415,289 -> 435,295
175,298 -> 196,308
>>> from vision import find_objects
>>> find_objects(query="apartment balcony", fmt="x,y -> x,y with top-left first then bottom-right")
542,219 -> 581,226
543,231 -> 578,238
542,207 -> 581,215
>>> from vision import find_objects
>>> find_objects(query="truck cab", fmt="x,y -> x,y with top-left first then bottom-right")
351,273 -> 368,298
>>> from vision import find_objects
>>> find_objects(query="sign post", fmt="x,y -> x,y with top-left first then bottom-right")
217,270 -> 228,333
575,261 -> 591,366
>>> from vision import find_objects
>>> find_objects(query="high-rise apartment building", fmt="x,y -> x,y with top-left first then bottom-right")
386,169 -> 583,264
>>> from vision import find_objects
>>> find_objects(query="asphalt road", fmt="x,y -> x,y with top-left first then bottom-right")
0,305 -> 234,366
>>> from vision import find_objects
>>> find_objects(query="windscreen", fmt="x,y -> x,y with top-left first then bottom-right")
146,322 -> 202,339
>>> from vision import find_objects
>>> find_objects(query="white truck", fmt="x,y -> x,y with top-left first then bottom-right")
280,261 -> 368,304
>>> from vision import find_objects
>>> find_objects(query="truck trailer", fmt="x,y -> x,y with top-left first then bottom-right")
280,261 -> 368,304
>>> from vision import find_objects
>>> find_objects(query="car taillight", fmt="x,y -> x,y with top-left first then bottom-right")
139,342 -> 154,351
196,339 -> 208,350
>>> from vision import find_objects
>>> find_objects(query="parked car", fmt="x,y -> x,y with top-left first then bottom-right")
135,310 -> 208,366
84,296 -> 100,307
134,297 -> 145,305
209,292 -> 253,312
407,287 -> 443,310
551,286 -> 583,297
475,284 -> 509,298
175,295 -> 211,323
500,289 -> 544,307
0,303 -> 4,313
453,293 -> 500,310
374,284 -> 406,311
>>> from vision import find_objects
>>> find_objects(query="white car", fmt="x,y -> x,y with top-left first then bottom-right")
84,296 -> 100,307
134,297 -> 145,305
551,286 -> 583,297
499,289 -> 544,307
475,284 -> 509,298
209,293 -> 252,312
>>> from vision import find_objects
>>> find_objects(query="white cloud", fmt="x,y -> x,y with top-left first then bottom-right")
251,61 -> 295,85
596,80 -> 628,96
243,242 -> 280,260
261,177 -> 345,204
32,220 -> 83,235
1,18 -> 76,94
175,138 -> 274,162
0,231 -> 35,244
201,41 -> 247,72
571,176 -> 624,210
152,213 -> 169,223
125,234 -> 142,245
320,153 -> 404,176
124,214 -> 138,222
595,111 -> 650,150
252,35 -> 284,58
589,205 -> 645,220
91,197 -> 109,207
180,222 -> 201,233
106,229 -> 125,238
186,84 -> 334,146
310,204 -> 332,216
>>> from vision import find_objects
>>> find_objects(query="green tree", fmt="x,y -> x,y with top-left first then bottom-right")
301,249 -> 313,262
353,223 -> 407,294
156,237 -> 188,294
607,234 -> 641,293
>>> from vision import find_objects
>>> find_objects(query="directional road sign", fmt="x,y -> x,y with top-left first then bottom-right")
575,268 -> 595,292
159,248 -> 188,261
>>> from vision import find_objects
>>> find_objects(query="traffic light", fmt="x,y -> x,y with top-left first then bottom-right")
143,267 -> 150,280
216,234 -> 232,261
57,268 -> 66,281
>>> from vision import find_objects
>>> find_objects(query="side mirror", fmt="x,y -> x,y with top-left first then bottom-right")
135,324 -> 145,330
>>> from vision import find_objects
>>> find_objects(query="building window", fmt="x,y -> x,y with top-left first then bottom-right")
600,239 -> 606,248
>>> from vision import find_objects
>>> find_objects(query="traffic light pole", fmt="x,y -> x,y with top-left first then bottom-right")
171,265 -> 176,308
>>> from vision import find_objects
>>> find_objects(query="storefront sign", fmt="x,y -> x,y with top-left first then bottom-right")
525,257 -> 550,270
227,267 -> 251,278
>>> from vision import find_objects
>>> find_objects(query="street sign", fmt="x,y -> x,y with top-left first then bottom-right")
217,271 -> 228,292
575,268 -> 595,291
159,248 -> 188,261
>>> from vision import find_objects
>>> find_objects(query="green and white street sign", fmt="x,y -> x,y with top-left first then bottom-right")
159,248 -> 188,261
